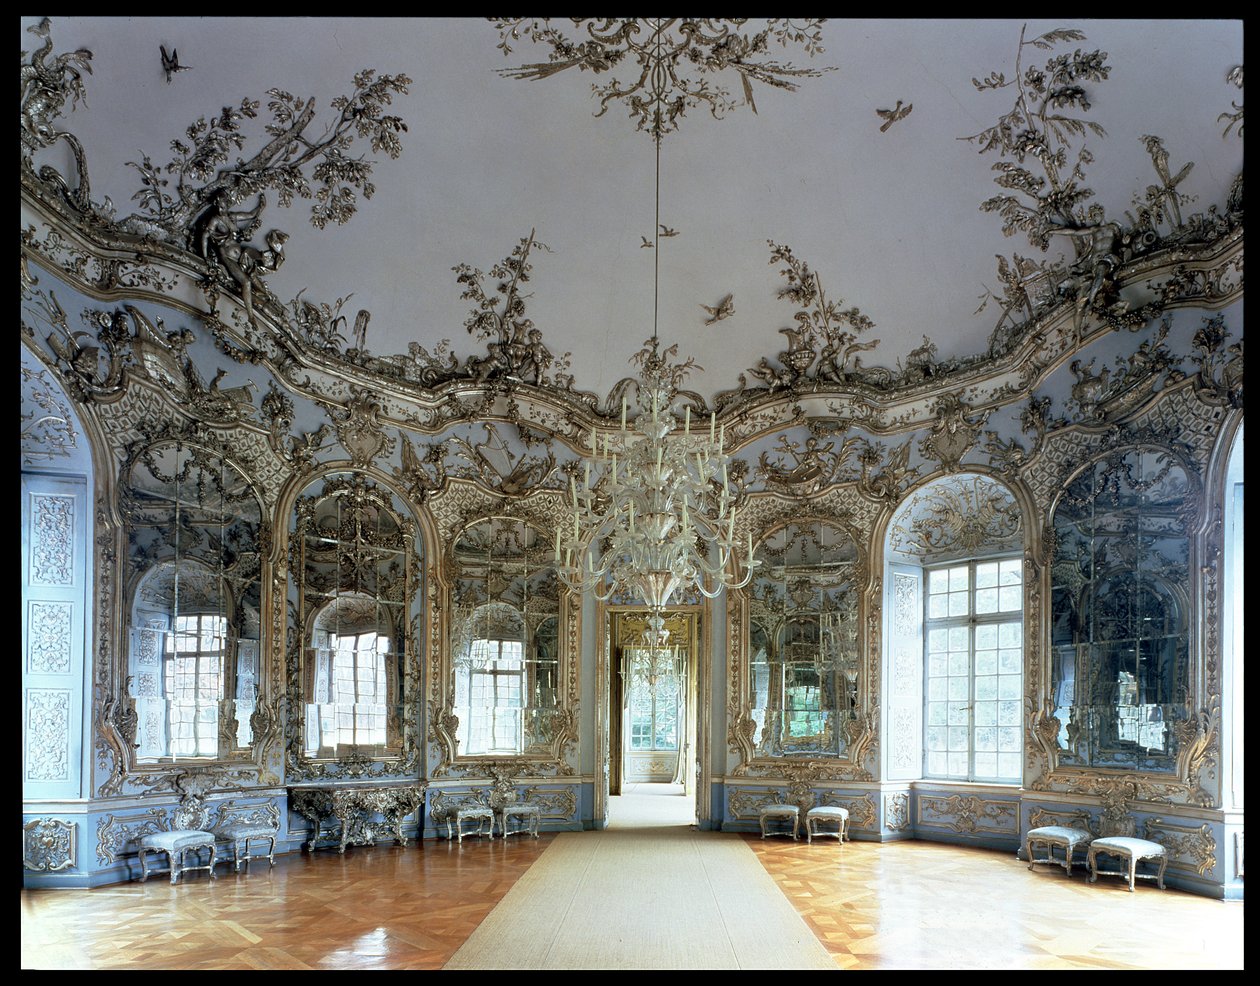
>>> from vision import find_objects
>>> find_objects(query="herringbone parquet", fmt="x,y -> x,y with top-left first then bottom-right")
744,835 -> 1245,970
22,836 -> 554,970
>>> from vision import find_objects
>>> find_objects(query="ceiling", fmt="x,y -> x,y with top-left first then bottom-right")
22,17 -> 1244,404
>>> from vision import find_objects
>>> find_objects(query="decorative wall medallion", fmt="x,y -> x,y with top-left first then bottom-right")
27,600 -> 73,674
885,792 -> 910,832
25,688 -> 71,781
918,394 -> 989,472
30,493 -> 75,586
891,708 -> 917,771
917,794 -> 1017,835
1027,806 -> 1094,833
323,388 -> 396,468
23,817 -> 76,871
1144,818 -> 1218,877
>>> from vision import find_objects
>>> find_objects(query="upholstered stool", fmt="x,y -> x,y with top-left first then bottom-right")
758,804 -> 800,840
137,829 -> 217,884
136,792 -> 218,884
1025,825 -> 1093,877
214,822 -> 277,873
499,803 -> 542,839
1087,836 -> 1168,891
448,805 -> 495,843
805,806 -> 849,844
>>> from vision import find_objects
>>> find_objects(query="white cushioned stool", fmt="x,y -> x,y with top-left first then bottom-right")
214,821 -> 277,873
1087,836 -> 1168,891
448,805 -> 495,843
1025,825 -> 1093,877
805,805 -> 849,844
499,803 -> 541,839
136,792 -> 218,884
758,804 -> 800,840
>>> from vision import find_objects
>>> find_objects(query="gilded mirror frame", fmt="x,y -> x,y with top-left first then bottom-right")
1033,438 -> 1214,803
286,469 -> 421,780
430,510 -> 579,775
109,433 -> 277,786
727,496 -> 878,780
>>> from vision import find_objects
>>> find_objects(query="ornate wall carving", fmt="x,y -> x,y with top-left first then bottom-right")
1144,817 -> 1218,877
885,792 -> 910,832
30,493 -> 75,586
917,794 -> 1018,835
25,688 -> 71,781
27,600 -> 73,674
23,818 -> 76,871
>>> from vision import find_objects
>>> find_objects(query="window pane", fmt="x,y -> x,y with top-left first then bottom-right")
947,702 -> 968,725
999,622 -> 1022,648
997,726 -> 1021,751
974,753 -> 998,776
998,649 -> 1021,674
997,676 -> 1022,700
975,624 -> 997,650
928,628 -> 949,652
949,566 -> 969,591
999,586 -> 1022,611
948,627 -> 968,651
929,569 -> 951,594
948,752 -> 968,776
928,678 -> 947,701
928,653 -> 947,676
974,701 -> 997,726
928,752 -> 947,775
976,649 -> 997,675
928,594 -> 947,619
1000,559 -> 1022,584
947,677 -> 968,701
998,700 -> 1021,726
927,702 -> 948,725
974,726 -> 997,752
926,725 -> 946,751
948,592 -> 969,617
997,753 -> 1022,780
975,675 -> 997,701
976,562 -> 999,588
975,588 -> 999,613
948,726 -> 968,751
948,652 -> 968,676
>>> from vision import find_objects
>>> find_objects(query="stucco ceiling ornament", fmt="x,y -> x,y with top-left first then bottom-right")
492,18 -> 832,140
321,387 -> 395,468
21,18 -> 94,215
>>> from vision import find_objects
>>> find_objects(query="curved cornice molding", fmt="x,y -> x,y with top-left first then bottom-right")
22,178 -> 1244,452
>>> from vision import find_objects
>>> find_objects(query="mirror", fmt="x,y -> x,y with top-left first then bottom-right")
123,441 -> 263,762
747,520 -> 861,757
1050,447 -> 1193,772
450,518 -> 562,757
292,473 -> 414,763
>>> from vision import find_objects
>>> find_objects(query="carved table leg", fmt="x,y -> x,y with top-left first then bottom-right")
335,809 -> 353,854
387,810 -> 409,848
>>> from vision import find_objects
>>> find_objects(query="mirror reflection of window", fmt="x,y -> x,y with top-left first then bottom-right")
748,520 -> 860,759
450,518 -> 561,759
164,613 -> 226,758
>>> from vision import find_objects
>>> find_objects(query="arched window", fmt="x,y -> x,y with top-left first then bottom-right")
884,474 -> 1024,784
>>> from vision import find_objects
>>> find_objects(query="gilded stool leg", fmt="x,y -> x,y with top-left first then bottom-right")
267,835 -> 277,867
138,847 -> 151,883
1127,853 -> 1137,892
1086,846 -> 1099,884
208,844 -> 217,879
1155,854 -> 1167,890
169,850 -> 180,885
1065,844 -> 1073,877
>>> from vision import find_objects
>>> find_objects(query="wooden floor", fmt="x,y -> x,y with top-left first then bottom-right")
21,835 -> 554,970
744,835 -> 1245,970
23,832 -> 1244,970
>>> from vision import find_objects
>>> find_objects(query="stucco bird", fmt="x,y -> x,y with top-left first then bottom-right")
701,293 -> 735,324
876,100 -> 912,132
160,45 -> 191,84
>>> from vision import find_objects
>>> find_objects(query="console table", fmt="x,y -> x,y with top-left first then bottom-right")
289,782 -> 425,854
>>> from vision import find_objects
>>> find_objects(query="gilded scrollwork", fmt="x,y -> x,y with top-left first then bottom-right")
1143,818 -> 1218,877
917,794 -> 1018,835
885,792 -> 910,832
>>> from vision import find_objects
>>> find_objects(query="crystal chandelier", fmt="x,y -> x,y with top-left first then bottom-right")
553,117 -> 757,631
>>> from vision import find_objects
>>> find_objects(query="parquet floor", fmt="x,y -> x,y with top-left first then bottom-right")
744,835 -> 1245,970
21,835 -> 554,970
22,830 -> 1245,970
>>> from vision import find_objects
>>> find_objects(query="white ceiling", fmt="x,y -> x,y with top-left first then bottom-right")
22,17 -> 1244,404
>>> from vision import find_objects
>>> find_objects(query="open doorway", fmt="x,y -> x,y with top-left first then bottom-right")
607,610 -> 698,828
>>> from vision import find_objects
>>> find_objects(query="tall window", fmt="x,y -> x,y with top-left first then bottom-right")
460,639 -> 524,754
165,613 -> 225,758
924,558 -> 1023,783
628,662 -> 679,751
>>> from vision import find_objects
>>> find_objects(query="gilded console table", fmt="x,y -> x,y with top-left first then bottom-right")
289,782 -> 425,854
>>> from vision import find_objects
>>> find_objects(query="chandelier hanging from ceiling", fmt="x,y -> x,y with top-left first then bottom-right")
552,62 -> 758,638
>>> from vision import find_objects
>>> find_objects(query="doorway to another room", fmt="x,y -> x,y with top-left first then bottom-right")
607,610 -> 699,829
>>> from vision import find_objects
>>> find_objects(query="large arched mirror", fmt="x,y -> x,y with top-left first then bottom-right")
123,441 -> 264,763
449,517 -> 566,760
1049,446 -> 1194,772
290,473 -> 416,771
745,520 -> 862,759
